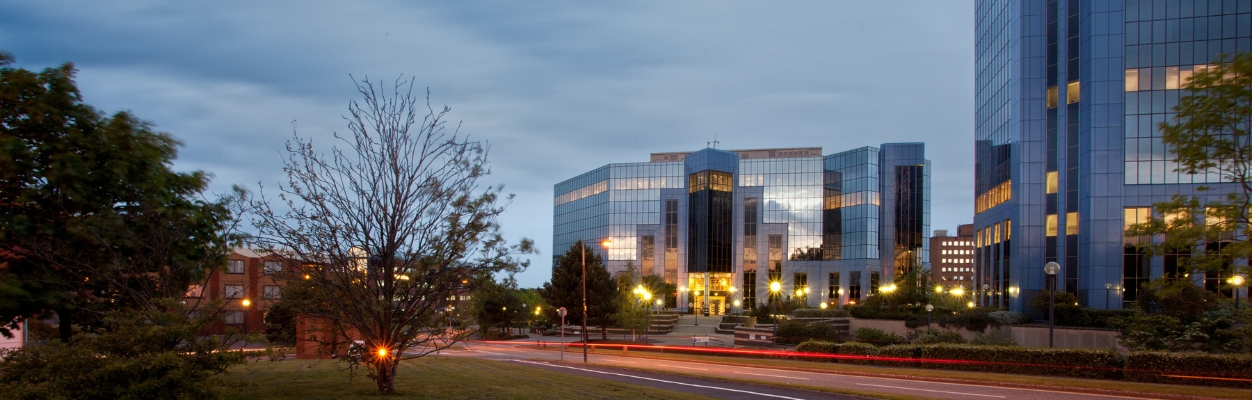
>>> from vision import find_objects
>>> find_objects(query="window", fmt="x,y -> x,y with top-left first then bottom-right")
1065,212 -> 1079,235
185,284 -> 204,298
1066,81 -> 1080,104
1045,171 -> 1058,194
224,284 -> 244,299
1046,86 -> 1059,108
1125,69 -> 1139,91
227,260 -> 245,274
264,261 -> 283,275
224,310 -> 244,325
1046,214 -> 1058,237
262,285 -> 281,299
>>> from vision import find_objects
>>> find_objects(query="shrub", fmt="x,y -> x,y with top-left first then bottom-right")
0,306 -> 242,400
908,330 -> 966,344
775,320 -> 845,344
1029,290 -> 1090,327
853,327 -> 906,347
877,344 -> 925,367
987,311 -> 1030,326
792,308 -> 850,318
1125,351 -> 1252,388
1083,308 -> 1136,329
920,344 -> 1123,379
970,329 -> 1017,346
939,311 -> 995,332
836,342 -> 879,365
795,340 -> 838,354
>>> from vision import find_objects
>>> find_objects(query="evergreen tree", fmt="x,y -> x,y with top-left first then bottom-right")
540,242 -> 618,339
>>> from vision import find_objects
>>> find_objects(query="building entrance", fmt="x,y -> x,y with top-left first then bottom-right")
695,296 -> 725,316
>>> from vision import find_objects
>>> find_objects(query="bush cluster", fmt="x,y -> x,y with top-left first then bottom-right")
792,308 -> 851,318
792,341 -> 1252,387
849,304 -> 1029,332
775,320 -> 846,344
1124,352 -> 1252,388
853,327 -> 906,346
793,341 -> 1122,379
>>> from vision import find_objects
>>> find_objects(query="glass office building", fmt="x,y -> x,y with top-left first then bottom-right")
973,0 -> 1250,311
554,145 -> 929,314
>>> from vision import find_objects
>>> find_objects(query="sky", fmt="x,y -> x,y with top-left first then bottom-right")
1,1 -> 976,288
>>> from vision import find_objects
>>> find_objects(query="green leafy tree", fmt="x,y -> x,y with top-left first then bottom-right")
471,277 -> 524,339
540,242 -> 618,340
613,262 -> 650,339
0,51 -> 236,341
1128,53 -> 1252,302
0,300 -> 242,399
641,273 -> 676,307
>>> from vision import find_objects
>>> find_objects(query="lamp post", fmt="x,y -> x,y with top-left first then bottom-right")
728,286 -> 738,315
1229,275 -> 1245,312
982,283 -> 990,308
241,298 -> 251,335
769,281 -> 781,342
925,304 -> 934,332
557,307 -> 567,361
1104,283 -> 1113,309
581,239 -> 612,362
642,289 -> 652,343
1044,261 -> 1061,348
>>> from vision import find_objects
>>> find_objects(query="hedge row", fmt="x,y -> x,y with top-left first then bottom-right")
794,341 -> 1252,386
1124,351 -> 1252,388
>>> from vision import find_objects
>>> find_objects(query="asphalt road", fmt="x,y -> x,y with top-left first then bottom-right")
433,343 -> 1160,400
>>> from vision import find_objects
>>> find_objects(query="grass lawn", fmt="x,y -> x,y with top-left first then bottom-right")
218,357 -> 717,399
562,346 -> 1252,399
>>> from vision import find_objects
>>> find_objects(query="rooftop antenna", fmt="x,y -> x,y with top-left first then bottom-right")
707,135 -> 720,149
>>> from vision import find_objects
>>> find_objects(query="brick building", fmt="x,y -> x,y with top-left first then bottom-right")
185,248 -> 293,334
929,224 -> 974,288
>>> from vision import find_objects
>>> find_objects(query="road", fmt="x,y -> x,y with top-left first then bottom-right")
433,342 -> 1160,400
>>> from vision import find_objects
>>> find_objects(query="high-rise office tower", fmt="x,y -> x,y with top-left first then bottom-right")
553,144 -> 929,314
973,0 -> 1250,311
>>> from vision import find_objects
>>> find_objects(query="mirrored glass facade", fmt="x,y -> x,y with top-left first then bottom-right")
554,144 -> 929,313
973,0 -> 1249,312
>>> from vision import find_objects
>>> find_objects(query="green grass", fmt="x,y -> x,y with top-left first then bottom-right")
219,357 -> 717,399
565,346 -> 1252,399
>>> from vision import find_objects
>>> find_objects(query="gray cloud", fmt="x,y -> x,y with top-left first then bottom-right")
1,0 -> 975,288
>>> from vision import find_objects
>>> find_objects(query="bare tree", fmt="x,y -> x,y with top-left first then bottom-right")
246,77 -> 530,394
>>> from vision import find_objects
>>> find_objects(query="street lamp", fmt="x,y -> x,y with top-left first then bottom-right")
924,304 -> 934,332
982,283 -> 990,307
642,290 -> 652,343
1104,283 -> 1113,309
769,281 -> 782,342
1229,275 -> 1245,312
581,239 -> 611,362
241,299 -> 251,335
728,286 -> 738,315
1044,261 -> 1061,348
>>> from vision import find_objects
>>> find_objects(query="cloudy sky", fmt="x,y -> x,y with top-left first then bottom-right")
2,1 -> 975,288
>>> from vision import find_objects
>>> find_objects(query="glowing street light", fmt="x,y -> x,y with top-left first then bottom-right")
950,287 -> 965,297
769,281 -> 782,342
1229,275 -> 1246,312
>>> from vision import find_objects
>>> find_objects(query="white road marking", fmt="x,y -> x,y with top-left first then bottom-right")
733,371 -> 809,380
857,383 -> 1007,398
513,360 -> 808,400
659,364 -> 709,371
602,360 -> 637,364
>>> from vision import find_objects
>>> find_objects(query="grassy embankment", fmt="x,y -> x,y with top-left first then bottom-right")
218,357 -> 717,399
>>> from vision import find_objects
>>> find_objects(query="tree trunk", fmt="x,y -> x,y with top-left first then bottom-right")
57,308 -> 73,342
375,359 -> 397,394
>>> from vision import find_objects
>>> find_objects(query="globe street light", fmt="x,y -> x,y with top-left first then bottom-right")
769,281 -> 782,342
924,304 -> 934,332
1044,261 -> 1061,348
1104,282 -> 1113,309
1229,275 -> 1245,312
